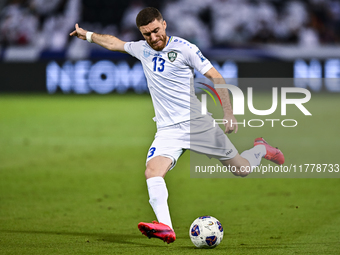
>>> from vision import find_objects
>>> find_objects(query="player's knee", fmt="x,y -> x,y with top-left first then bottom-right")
231,166 -> 251,177
221,162 -> 250,177
221,157 -> 251,177
144,166 -> 153,179
145,165 -> 164,179
145,156 -> 172,179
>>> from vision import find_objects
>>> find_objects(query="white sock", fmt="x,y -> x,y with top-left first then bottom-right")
240,145 -> 266,171
146,176 -> 173,230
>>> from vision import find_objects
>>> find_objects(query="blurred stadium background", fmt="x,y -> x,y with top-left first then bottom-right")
0,0 -> 340,93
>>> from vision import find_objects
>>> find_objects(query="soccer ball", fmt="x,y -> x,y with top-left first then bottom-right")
189,216 -> 224,248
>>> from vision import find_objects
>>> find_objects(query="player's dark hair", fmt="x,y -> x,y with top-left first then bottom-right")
136,7 -> 163,28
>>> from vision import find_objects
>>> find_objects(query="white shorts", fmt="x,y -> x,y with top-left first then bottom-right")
146,115 -> 238,170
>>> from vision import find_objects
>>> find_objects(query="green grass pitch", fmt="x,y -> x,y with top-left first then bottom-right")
0,93 -> 340,254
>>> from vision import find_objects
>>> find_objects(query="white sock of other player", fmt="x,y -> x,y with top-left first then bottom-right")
146,176 -> 173,230
240,145 -> 266,171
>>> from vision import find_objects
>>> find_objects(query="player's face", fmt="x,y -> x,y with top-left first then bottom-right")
139,19 -> 168,51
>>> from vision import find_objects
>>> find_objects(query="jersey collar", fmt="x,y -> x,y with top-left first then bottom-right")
166,36 -> 173,47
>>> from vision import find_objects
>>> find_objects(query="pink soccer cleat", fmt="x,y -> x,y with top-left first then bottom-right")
254,137 -> 285,165
138,221 -> 176,244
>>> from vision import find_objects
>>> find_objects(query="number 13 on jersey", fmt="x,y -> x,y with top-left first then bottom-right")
152,57 -> 165,72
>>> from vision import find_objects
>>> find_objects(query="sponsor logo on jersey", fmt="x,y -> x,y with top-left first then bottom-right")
143,49 -> 151,58
196,50 -> 206,62
226,149 -> 233,156
167,51 -> 177,62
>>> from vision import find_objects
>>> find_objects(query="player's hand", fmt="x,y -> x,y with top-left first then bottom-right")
69,23 -> 87,40
223,113 -> 238,134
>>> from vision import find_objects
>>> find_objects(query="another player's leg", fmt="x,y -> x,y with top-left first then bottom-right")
138,156 -> 176,244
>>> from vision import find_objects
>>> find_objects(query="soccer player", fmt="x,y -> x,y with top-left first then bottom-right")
70,7 -> 284,244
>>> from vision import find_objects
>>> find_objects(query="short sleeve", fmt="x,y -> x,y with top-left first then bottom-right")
184,44 -> 213,75
124,40 -> 145,60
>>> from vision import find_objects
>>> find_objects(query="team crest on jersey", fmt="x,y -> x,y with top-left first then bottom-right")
167,51 -> 177,62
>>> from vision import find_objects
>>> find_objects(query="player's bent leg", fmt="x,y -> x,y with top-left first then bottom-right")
220,138 -> 284,178
140,156 -> 176,243
220,140 -> 267,177
220,154 -> 252,177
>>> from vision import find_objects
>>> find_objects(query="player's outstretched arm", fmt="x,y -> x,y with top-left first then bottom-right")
69,23 -> 127,53
204,67 -> 238,134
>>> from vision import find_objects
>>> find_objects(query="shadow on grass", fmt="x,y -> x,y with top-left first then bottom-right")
0,229 -> 209,251
7,229 -> 332,252
0,229 -> 171,248
3,229 -> 336,252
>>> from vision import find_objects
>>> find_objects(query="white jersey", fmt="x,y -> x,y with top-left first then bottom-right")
124,36 -> 213,128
